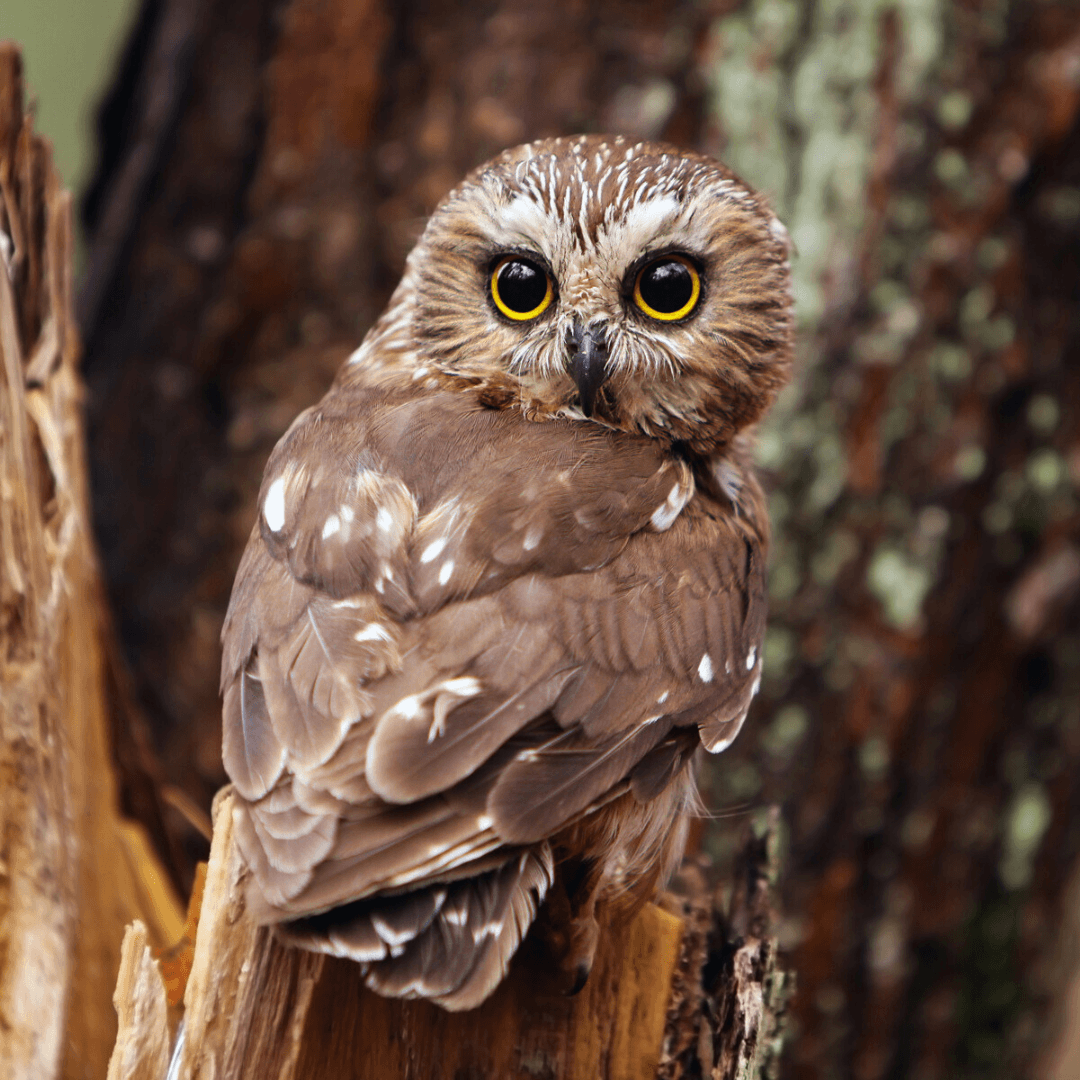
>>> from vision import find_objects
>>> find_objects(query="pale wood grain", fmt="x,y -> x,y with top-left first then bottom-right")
0,45 -> 184,1080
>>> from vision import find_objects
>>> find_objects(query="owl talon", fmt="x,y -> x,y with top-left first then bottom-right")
567,959 -> 592,997
561,909 -> 600,995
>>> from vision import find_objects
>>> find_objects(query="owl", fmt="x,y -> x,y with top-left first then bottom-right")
221,135 -> 792,1010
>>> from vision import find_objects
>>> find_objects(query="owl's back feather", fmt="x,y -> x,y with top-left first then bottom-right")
223,382 -> 766,1006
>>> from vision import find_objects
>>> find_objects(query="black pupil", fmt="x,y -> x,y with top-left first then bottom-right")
497,259 -> 548,313
639,259 -> 694,314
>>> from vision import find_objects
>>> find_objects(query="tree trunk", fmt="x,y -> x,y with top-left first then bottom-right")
0,46 -> 184,1080
107,794 -> 788,1080
78,2 -> 1080,1077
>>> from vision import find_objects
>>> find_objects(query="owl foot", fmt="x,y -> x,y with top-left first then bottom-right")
563,909 -> 600,995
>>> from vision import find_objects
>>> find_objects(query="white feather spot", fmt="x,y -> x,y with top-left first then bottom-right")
420,537 -> 447,563
698,653 -> 714,683
439,677 -> 482,696
523,525 -> 543,551
438,559 -> 454,585
263,476 -> 287,533
474,920 -> 502,942
372,914 -> 416,948
707,733 -> 736,754
322,513 -> 341,539
354,623 -> 392,643
330,933 -> 385,962
393,694 -> 423,720
444,907 -> 468,927
477,814 -> 494,831
746,646 -> 757,671
376,506 -> 393,532
751,674 -> 762,697
642,714 -> 662,725
651,481 -> 692,531
340,504 -> 355,524
347,346 -> 365,366
389,943 -> 406,958
657,690 -> 670,705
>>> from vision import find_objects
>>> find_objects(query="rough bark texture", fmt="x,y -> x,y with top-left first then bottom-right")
79,1 -> 1080,1077
0,46 -> 184,1080
105,794 -> 785,1080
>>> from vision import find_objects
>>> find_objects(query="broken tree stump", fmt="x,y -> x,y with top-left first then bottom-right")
109,793 -> 789,1079
0,44 -> 184,1080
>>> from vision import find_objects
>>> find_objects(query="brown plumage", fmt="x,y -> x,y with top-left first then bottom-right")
221,135 -> 792,1010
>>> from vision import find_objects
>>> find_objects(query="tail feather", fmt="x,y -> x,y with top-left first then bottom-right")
279,845 -> 553,1010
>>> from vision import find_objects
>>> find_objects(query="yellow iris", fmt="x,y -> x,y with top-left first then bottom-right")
490,257 -> 553,321
633,255 -> 701,322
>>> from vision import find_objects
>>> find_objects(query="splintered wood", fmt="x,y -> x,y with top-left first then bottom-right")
0,45 -> 184,1080
108,793 -> 788,1079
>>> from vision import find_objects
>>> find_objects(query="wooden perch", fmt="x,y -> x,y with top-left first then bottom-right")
0,45 -> 184,1080
109,793 -> 788,1079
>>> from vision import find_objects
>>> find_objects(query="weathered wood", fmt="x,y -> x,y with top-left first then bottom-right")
108,923 -> 172,1080
179,792 -> 687,1080
0,44 -> 185,1080
107,794 -> 787,1079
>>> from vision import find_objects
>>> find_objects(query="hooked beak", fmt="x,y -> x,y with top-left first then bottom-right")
566,323 -> 609,417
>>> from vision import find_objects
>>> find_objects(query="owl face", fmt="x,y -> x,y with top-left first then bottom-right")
363,135 -> 793,455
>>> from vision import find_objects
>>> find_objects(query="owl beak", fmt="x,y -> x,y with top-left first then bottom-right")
566,323 -> 609,417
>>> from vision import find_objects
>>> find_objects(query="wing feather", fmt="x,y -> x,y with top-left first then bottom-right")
222,661 -> 287,801
367,669 -> 577,803
222,384 -> 770,1011
489,718 -> 674,843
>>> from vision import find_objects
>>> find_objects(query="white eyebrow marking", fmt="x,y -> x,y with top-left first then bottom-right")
263,476 -> 287,532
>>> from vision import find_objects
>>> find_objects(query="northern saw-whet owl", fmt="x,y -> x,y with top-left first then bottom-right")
222,135 -> 793,1010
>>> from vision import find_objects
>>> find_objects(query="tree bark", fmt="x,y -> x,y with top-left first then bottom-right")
78,2 -> 1080,1077
106,794 -> 787,1080
0,45 -> 185,1080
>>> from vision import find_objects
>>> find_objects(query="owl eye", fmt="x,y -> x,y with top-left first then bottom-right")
633,255 -> 701,322
490,256 -> 554,321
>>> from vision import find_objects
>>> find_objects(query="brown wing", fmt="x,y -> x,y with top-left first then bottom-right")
221,383 -> 767,1008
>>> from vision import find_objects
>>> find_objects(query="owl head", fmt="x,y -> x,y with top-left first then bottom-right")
356,135 -> 793,456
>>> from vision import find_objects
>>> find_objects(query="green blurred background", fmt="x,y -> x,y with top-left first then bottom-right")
3,0 -> 136,208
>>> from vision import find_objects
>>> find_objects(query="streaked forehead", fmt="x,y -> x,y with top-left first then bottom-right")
462,136 -> 757,270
